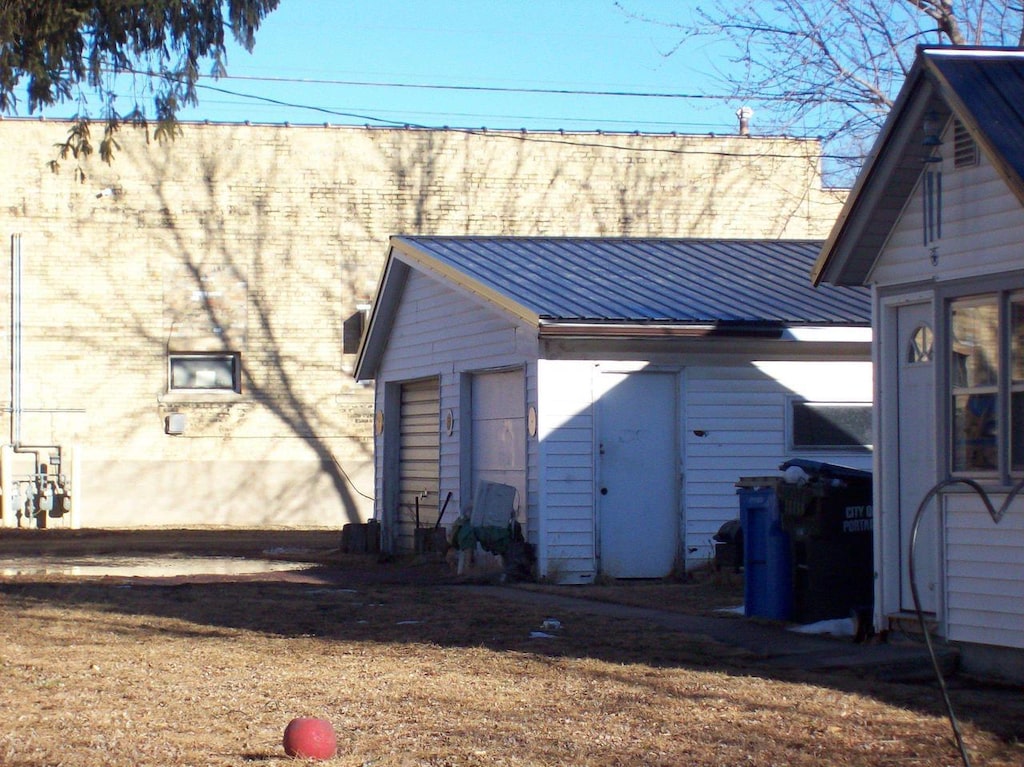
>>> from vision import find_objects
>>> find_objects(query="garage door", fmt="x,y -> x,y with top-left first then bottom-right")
397,378 -> 440,553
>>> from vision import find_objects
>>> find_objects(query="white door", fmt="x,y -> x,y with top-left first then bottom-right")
596,371 -> 678,578
471,370 -> 527,527
897,303 -> 939,613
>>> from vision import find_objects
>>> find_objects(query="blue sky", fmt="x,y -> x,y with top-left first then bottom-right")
181,1 -> 734,133
25,1 -> 766,137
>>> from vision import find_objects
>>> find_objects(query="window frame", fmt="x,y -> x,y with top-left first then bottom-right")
787,398 -> 873,453
168,352 -> 241,394
945,286 -> 1024,483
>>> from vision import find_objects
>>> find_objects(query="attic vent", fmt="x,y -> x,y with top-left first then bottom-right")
953,120 -> 979,168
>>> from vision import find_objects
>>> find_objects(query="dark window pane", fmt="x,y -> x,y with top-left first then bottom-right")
1012,301 -> 1024,382
1012,391 -> 1024,471
953,393 -> 998,471
791,402 -> 872,449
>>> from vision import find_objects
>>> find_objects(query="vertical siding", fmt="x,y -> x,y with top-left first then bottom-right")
684,362 -> 872,565
536,359 -> 597,583
944,493 -> 1024,649
374,269 -> 537,537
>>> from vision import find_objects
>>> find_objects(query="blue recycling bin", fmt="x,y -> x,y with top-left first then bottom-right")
738,480 -> 793,620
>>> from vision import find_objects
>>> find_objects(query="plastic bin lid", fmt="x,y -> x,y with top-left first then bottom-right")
779,459 -> 870,481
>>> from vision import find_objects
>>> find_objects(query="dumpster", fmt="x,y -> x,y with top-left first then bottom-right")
737,479 -> 793,620
777,460 -> 873,624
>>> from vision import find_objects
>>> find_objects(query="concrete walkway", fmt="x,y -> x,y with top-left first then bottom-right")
462,584 -> 957,682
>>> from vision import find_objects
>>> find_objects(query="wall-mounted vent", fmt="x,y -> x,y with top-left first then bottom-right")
165,413 -> 187,435
953,120 -> 979,168
343,304 -> 371,355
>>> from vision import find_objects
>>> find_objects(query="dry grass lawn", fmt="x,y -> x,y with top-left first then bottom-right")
0,529 -> 1021,767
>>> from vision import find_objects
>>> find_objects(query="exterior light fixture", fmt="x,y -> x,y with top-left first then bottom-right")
922,110 -> 943,159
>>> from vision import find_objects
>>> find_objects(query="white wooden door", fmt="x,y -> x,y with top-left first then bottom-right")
596,371 -> 678,578
471,369 -> 527,526
897,303 -> 939,613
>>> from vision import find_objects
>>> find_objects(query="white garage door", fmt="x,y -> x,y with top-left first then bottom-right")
398,378 -> 440,553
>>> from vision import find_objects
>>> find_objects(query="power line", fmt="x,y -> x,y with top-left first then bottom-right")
90,66 -> 861,163
189,80 -> 859,162
189,95 -> 729,131
208,72 -> 744,102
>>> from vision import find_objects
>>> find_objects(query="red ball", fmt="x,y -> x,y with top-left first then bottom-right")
283,717 -> 337,760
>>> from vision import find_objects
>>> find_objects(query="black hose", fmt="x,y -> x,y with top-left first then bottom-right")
908,479 -> 981,767
908,477 -> 1024,767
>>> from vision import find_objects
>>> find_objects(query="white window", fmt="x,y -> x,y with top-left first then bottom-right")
949,293 -> 1024,477
169,354 -> 240,392
789,400 -> 872,451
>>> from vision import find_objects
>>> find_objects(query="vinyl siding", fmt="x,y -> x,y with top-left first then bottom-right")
872,141 -> 1024,653
533,358 -> 872,577
874,147 -> 1024,286
373,269 -> 538,538
683,363 -> 872,563
372,268 -> 870,579
944,493 -> 1024,649
536,359 -> 597,583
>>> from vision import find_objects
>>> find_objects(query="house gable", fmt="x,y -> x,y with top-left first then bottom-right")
872,128 -> 1024,286
813,47 -> 1024,676
813,46 -> 1024,288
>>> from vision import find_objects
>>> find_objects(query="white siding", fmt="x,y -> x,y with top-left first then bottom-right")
684,362 -> 873,564
374,270 -> 538,534
870,130 -> 1024,656
373,268 -> 871,581
944,493 -> 1024,649
536,359 -> 597,583
874,149 -> 1024,287
534,358 -> 872,577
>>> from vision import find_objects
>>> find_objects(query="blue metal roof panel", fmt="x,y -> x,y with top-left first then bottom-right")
394,237 -> 870,325
927,50 -> 1024,188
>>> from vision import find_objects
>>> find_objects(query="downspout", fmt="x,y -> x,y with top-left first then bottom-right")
11,233 -> 21,448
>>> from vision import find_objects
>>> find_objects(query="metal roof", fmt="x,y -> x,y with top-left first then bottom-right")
814,46 -> 1024,287
392,236 -> 870,325
928,49 -> 1024,196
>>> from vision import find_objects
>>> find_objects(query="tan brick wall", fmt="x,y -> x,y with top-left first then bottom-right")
0,118 -> 844,528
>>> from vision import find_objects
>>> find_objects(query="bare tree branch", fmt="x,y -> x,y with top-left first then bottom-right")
621,0 -> 1024,183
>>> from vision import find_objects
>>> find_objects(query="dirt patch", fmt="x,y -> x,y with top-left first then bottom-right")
0,527 -> 342,560
0,529 -> 1020,767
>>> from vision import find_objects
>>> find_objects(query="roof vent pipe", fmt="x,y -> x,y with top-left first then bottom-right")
737,106 -> 753,136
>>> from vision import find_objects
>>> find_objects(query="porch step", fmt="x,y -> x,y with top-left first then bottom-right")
886,611 -> 940,639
